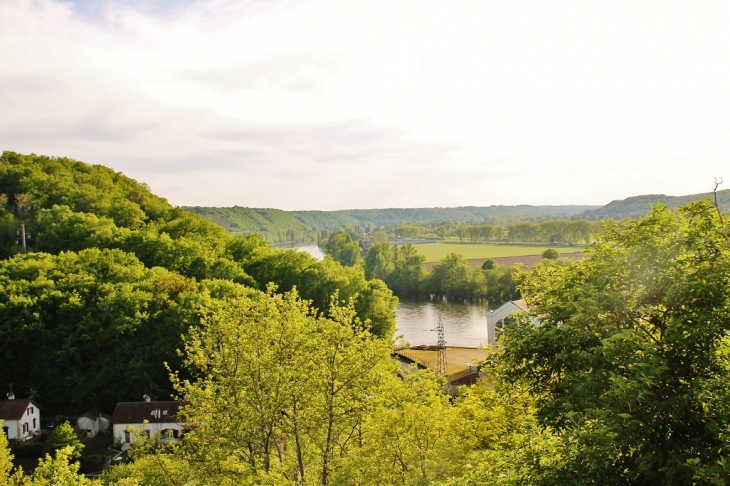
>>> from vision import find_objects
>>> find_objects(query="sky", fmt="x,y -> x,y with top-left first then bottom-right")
1,0 -> 729,210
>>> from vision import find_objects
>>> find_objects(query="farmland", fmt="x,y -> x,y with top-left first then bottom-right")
412,241 -> 585,263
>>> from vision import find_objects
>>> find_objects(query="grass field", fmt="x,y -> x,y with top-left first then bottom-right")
414,241 -> 585,263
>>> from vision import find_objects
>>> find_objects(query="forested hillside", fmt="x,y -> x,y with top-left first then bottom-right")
0,152 -> 397,410
186,206 -> 364,244
186,204 -> 598,244
333,205 -> 595,225
188,190 -> 730,246
582,188 -> 730,219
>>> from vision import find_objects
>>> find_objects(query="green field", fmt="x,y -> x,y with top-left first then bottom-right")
414,241 -> 585,263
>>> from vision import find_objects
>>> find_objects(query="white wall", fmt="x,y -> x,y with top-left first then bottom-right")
113,422 -> 182,445
2,403 -> 41,441
2,419 -> 19,440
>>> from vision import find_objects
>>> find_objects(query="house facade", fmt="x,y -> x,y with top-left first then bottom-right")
0,397 -> 41,441
111,400 -> 182,445
486,299 -> 540,346
77,409 -> 111,438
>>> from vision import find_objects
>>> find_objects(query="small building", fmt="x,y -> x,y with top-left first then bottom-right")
0,396 -> 41,441
76,409 -> 111,438
112,399 -> 182,446
486,299 -> 540,346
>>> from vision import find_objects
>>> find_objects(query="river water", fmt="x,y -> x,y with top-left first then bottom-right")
293,245 -> 487,347
395,298 -> 488,348
295,245 -> 326,260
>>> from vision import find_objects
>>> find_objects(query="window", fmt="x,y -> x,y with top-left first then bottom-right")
150,410 -> 156,416
33,418 -> 36,429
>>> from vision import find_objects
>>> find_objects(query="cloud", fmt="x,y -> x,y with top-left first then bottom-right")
180,53 -> 338,95
1,0 -> 729,210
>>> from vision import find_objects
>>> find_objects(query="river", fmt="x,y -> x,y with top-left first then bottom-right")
293,245 -> 488,347
395,298 -> 488,348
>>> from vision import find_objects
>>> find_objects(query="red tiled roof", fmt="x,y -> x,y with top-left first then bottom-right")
0,399 -> 36,420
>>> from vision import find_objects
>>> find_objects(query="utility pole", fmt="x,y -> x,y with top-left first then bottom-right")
433,316 -> 451,391
16,224 -> 30,253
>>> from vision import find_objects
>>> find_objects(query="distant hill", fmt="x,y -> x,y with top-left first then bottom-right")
583,189 -> 730,220
185,191 -> 730,244
330,205 -> 596,226
185,204 -> 599,244
184,206 -> 364,244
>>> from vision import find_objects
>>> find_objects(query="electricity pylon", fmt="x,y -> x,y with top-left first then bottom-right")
434,317 -> 449,390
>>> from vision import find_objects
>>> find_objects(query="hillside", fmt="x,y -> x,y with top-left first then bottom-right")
332,205 -> 596,225
0,151 -> 397,409
185,206 -> 364,244
186,204 -> 599,243
583,189 -> 730,219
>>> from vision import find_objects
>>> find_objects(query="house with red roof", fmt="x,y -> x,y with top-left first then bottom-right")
0,395 -> 41,441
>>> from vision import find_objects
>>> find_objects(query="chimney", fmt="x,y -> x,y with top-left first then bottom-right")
7,384 -> 14,400
143,394 -> 151,402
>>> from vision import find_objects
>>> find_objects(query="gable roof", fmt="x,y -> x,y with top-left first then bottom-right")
79,409 -> 112,421
487,300 -> 529,324
0,399 -> 37,420
511,299 -> 528,311
112,401 -> 181,424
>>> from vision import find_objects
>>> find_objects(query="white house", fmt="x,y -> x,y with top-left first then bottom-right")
112,399 -> 182,446
486,299 -> 540,346
0,396 -> 41,441
77,409 -> 111,438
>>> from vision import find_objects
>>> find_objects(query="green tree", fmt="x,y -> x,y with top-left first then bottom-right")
364,241 -> 392,280
0,421 -> 22,485
500,202 -> 730,484
0,249 -> 197,409
372,230 -> 389,242
385,243 -> 426,297
344,370 -> 468,485
44,422 -> 83,459
541,248 -> 560,260
481,258 -> 496,270
0,427 -> 97,486
483,264 -> 519,307
30,447 -> 100,485
426,253 -> 486,299
170,287 -> 394,485
322,231 -> 361,267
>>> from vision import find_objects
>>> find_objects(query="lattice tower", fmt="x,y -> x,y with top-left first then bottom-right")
435,316 -> 448,381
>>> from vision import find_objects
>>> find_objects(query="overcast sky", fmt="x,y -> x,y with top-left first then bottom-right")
2,0 -> 729,210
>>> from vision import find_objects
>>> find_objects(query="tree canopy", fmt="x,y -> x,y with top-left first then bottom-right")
0,152 -> 396,410
498,201 -> 730,484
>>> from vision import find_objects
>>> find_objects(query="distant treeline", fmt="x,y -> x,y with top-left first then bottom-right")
188,190 -> 730,246
378,219 -> 597,245
185,204 -> 598,245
